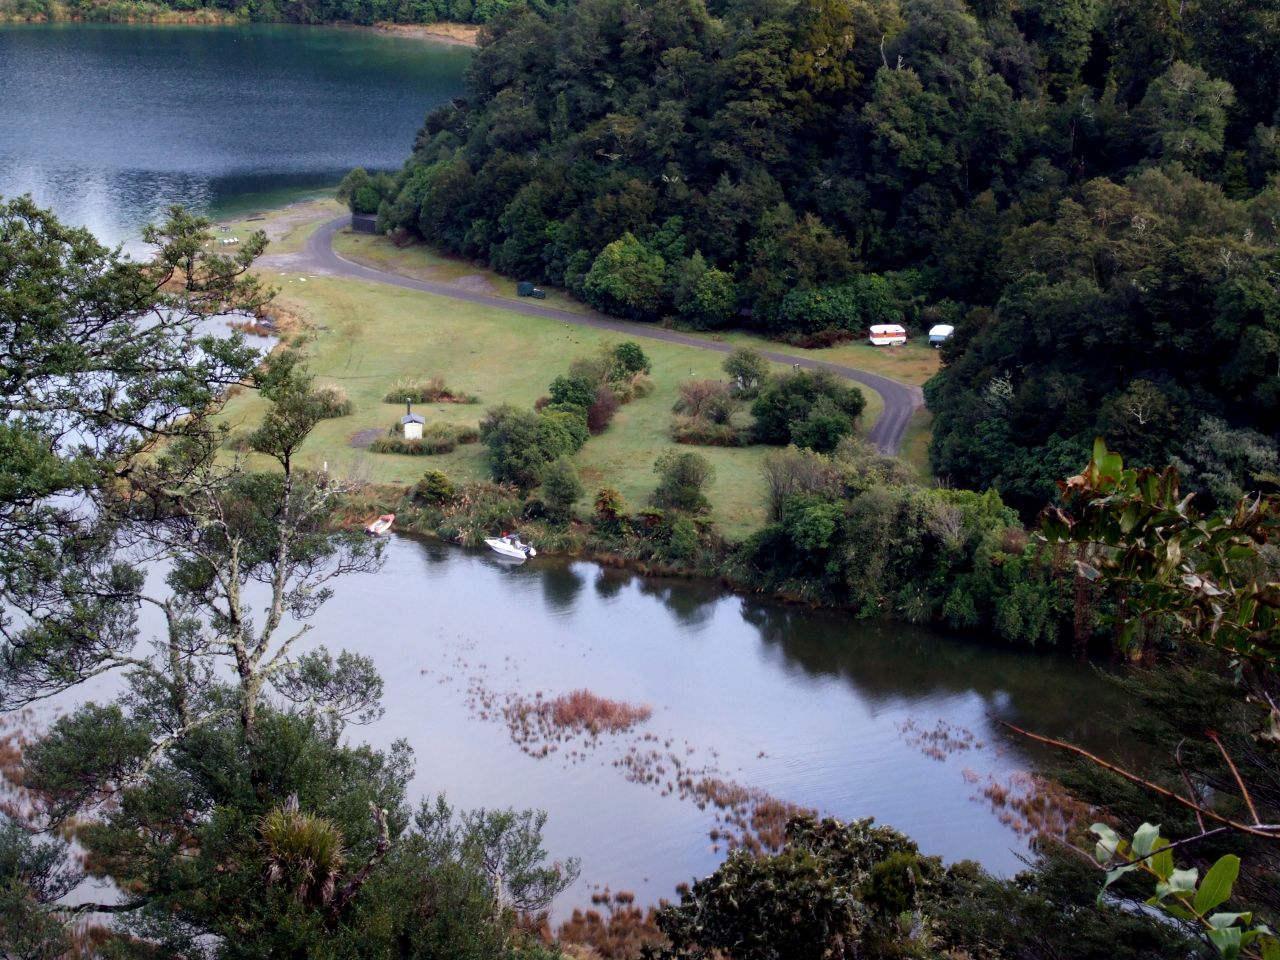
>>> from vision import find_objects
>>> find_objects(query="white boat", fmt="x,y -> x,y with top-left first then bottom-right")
869,324 -> 908,346
484,532 -> 536,561
365,513 -> 395,536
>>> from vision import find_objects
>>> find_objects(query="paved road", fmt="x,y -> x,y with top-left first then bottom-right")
301,217 -> 925,454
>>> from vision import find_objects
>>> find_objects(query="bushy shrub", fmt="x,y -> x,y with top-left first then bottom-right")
539,456 -> 585,522
723,348 -> 769,397
587,385 -> 620,434
480,405 -> 581,487
548,374 -> 597,411
313,384 -> 353,419
665,516 -> 701,560
414,469 -> 456,504
627,372 -> 654,399
670,416 -> 749,447
751,370 -> 865,450
569,351 -> 613,385
652,451 -> 715,514
541,408 -> 589,451
611,341 -> 651,377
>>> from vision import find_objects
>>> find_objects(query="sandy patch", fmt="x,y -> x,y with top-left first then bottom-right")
256,250 -> 335,275
368,21 -> 480,46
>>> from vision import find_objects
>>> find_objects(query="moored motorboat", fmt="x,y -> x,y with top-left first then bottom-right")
484,532 -> 536,561
365,513 -> 395,535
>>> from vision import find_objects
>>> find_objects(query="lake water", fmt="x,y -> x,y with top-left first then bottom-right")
0,22 -> 470,250
2,24 -> 1134,917
303,535 -> 1131,912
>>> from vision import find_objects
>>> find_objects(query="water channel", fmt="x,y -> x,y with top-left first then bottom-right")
1,23 -> 1136,914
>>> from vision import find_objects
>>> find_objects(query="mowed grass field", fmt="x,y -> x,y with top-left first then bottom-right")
219,211 -> 935,540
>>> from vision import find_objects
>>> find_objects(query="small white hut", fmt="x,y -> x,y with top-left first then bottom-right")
401,402 -> 425,440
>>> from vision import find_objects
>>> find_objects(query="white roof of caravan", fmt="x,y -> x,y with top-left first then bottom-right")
928,324 -> 955,336
868,324 -> 907,334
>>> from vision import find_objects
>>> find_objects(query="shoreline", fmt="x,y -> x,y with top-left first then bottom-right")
0,11 -> 481,45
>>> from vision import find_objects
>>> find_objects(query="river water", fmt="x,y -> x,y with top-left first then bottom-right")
2,23 -> 1133,915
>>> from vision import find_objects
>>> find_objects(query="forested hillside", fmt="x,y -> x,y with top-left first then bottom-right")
0,0 -> 550,25
378,0 -> 1280,513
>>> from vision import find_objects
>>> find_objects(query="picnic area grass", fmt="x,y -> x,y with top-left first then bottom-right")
219,215 -> 930,540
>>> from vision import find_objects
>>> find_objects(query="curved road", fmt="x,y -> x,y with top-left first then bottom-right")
301,217 -> 925,454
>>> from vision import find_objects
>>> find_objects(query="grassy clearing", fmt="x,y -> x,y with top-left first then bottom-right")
717,331 -> 942,387
217,257 -> 773,538
332,233 -> 944,388
221,217 -> 915,540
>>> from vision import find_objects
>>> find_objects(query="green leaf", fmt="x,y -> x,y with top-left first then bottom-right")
1150,844 -> 1174,881
1091,823 -> 1121,862
1195,855 -> 1240,916
1132,823 -> 1161,857
1165,868 -> 1199,896
1260,935 -> 1280,960
1208,925 -> 1242,959
1209,913 -> 1251,930
1100,864 -> 1136,903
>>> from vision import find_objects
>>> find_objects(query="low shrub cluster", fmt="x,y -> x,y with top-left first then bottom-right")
669,416 -> 751,447
370,422 -> 479,456
651,452 -> 716,514
751,369 -> 865,454
481,343 -> 653,524
670,378 -> 752,447
383,375 -> 478,405
313,384 -> 353,419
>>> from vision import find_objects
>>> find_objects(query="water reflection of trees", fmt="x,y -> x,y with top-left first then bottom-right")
740,600 -> 1134,756
635,577 -> 724,631
593,568 -> 630,601
540,562 -> 586,613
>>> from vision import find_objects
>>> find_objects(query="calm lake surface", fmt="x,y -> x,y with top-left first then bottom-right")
301,535 -> 1131,911
4,24 -> 1133,915
0,23 -> 470,249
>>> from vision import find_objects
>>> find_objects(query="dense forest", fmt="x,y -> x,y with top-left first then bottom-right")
370,0 -> 1280,514
0,0 -> 548,25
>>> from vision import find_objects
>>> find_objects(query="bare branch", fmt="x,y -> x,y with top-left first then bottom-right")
328,802 -> 392,920
1000,721 -> 1280,840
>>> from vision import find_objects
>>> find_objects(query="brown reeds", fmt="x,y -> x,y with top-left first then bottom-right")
556,889 -> 667,960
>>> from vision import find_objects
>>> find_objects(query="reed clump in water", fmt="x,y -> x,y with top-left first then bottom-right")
548,690 -> 653,736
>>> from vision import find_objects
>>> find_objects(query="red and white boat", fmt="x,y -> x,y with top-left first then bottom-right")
365,514 -> 395,536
